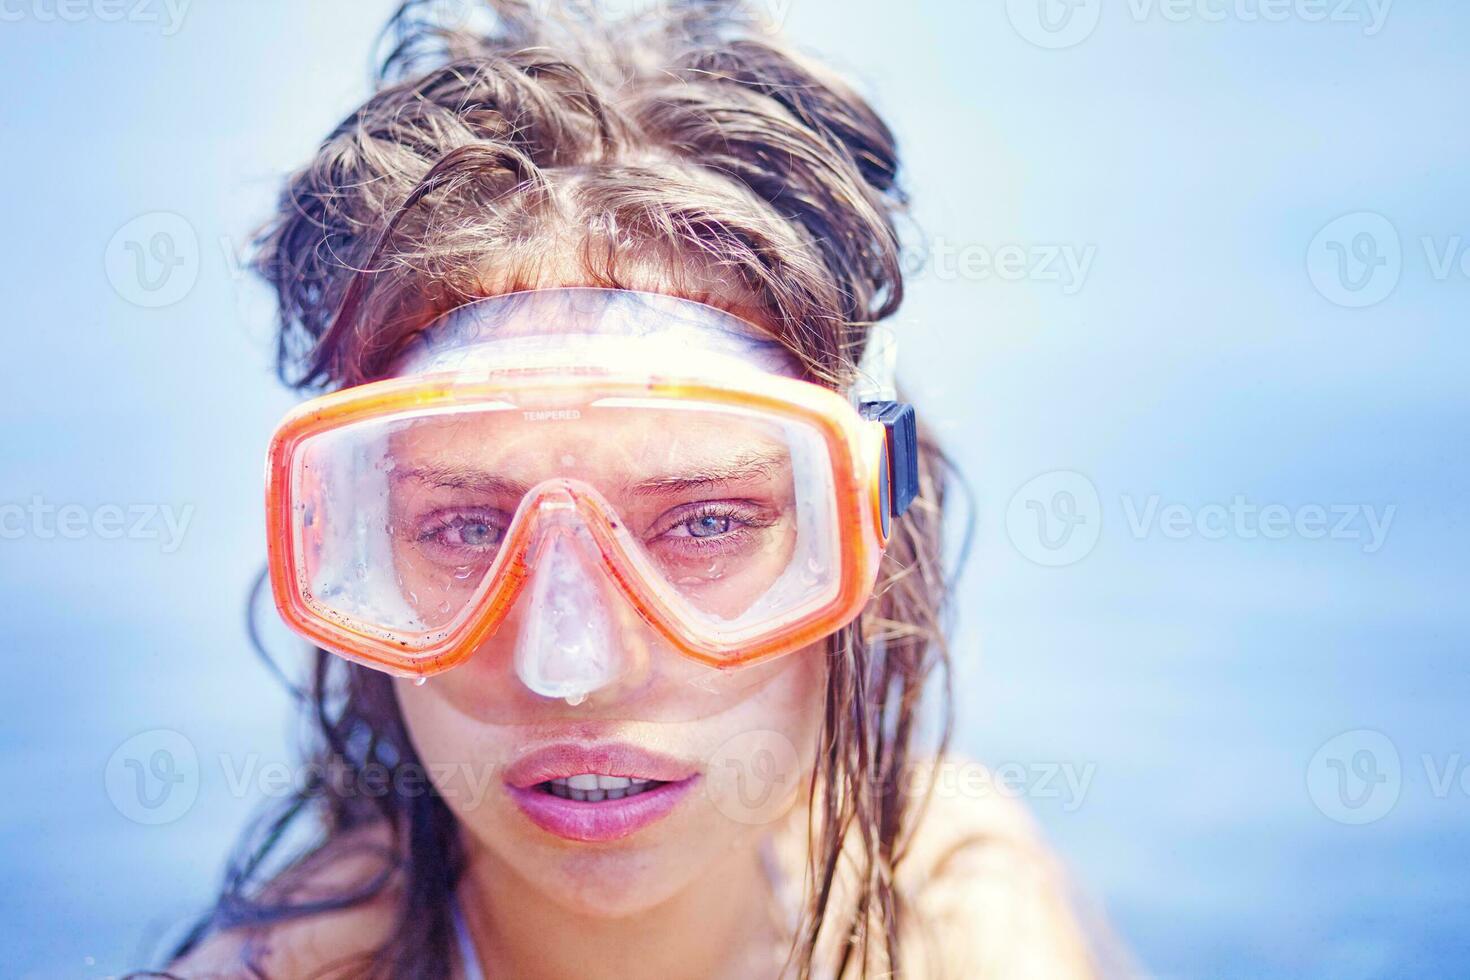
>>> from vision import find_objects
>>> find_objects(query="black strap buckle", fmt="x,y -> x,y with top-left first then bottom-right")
859,401 -> 919,529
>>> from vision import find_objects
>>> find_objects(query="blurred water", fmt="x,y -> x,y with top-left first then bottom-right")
1,2 -> 1466,977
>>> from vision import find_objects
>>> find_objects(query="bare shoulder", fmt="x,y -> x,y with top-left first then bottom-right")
896,757 -> 1127,980
167,823 -> 402,979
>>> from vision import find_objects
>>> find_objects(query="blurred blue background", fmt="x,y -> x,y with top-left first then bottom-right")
1,1 -> 1466,976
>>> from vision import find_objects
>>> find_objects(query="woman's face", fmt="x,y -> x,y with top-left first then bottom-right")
387,295 -> 829,917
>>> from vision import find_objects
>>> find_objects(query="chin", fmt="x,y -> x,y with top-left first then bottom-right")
465,786 -> 757,918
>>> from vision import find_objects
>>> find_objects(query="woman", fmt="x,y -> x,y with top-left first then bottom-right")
167,2 -> 1102,976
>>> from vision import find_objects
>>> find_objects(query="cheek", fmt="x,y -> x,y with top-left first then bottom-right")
393,680 -> 520,811
698,644 -> 826,829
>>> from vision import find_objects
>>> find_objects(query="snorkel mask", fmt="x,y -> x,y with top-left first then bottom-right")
264,289 -> 917,707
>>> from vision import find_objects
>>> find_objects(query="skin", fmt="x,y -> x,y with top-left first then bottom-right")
387,279 -> 828,978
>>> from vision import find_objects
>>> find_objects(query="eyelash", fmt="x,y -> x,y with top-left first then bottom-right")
652,502 -> 773,553
415,508 -> 506,556
410,501 -> 772,562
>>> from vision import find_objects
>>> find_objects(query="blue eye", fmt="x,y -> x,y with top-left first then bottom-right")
453,518 -> 498,547
663,508 -> 744,541
416,510 -> 505,556
647,499 -> 779,558
687,515 -> 732,538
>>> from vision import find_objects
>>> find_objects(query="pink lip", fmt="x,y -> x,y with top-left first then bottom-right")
504,742 -> 699,789
504,743 -> 701,843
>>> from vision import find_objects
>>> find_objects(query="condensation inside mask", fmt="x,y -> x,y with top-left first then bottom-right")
289,288 -> 848,712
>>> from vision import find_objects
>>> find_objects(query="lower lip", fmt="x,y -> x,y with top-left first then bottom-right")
507,777 -> 699,842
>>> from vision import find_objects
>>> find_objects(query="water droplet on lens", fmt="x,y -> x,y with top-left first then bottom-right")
563,691 -> 587,706
412,676 -> 427,687
453,565 -> 474,580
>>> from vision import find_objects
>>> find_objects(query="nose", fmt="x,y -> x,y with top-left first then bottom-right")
511,484 -> 649,705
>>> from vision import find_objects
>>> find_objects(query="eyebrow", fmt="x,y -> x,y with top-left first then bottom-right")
393,464 -> 532,499
393,448 -> 788,499
623,447 -> 789,497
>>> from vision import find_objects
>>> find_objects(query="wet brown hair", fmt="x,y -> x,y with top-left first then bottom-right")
173,2 -> 959,976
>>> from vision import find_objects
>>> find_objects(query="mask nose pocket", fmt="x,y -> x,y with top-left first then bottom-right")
512,489 -> 627,704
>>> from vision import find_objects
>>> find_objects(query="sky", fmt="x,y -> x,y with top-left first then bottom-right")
1,1 -> 1467,977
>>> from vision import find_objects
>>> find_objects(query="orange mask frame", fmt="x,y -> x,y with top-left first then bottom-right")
265,368 -> 912,678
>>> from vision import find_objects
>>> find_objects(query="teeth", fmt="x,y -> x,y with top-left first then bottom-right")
543,774 -> 659,803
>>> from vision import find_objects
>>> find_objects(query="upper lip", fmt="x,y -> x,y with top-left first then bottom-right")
503,742 -> 700,789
